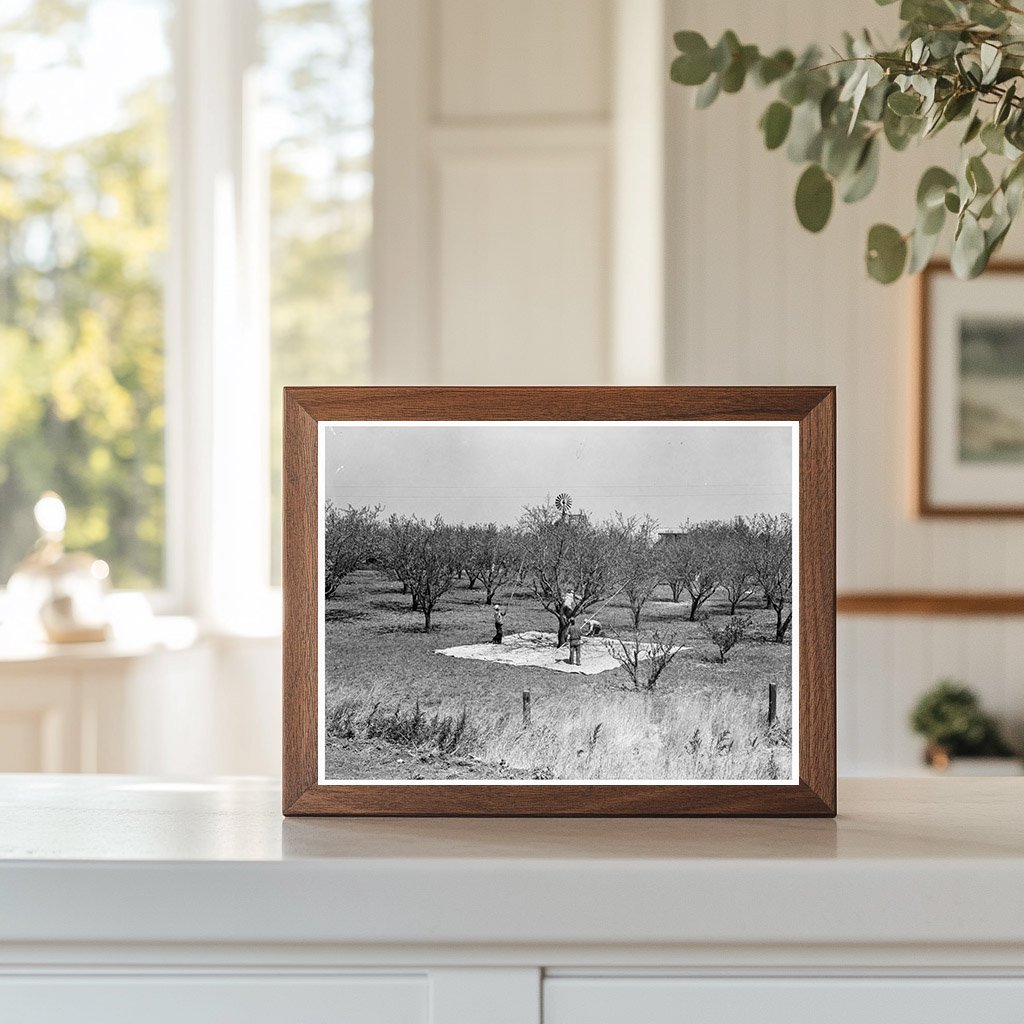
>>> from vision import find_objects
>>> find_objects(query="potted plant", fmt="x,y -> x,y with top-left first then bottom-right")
909,680 -> 1019,772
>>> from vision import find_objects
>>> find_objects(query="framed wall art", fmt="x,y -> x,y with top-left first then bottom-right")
918,261 -> 1024,517
283,387 -> 836,816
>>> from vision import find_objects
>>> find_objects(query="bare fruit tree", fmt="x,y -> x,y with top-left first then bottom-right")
749,513 -> 793,642
474,524 -> 522,605
401,515 -> 460,632
323,502 -> 381,599
719,517 -> 756,614
454,525 -> 484,591
607,629 -> 685,692
660,521 -> 725,621
614,514 -> 663,629
518,500 -> 628,647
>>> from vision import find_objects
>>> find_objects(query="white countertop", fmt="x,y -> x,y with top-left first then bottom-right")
1,775 -> 1022,952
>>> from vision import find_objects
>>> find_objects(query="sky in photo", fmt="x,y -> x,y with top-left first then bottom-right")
323,422 -> 794,529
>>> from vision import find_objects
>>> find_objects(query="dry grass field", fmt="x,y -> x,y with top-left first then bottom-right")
323,570 -> 794,782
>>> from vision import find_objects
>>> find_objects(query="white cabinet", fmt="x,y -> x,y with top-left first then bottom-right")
544,977 -> 1024,1024
1,778 -> 1023,1024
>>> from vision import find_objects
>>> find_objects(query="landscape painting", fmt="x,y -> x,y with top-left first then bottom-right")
959,316 -> 1024,463
318,421 -> 797,784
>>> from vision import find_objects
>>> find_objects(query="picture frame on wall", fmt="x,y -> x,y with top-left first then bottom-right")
282,387 -> 836,817
918,261 -> 1024,517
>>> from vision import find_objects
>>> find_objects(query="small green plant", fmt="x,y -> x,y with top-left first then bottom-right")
670,0 -> 1024,283
909,679 -> 1014,757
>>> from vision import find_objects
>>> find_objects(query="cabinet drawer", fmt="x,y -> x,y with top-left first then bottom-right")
544,977 -> 1024,1024
0,974 -> 427,1024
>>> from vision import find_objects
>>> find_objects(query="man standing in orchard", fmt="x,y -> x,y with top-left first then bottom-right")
567,616 -> 583,666
492,604 -> 505,644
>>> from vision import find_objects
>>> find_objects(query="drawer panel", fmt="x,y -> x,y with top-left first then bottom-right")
0,974 -> 427,1024
544,977 -> 1024,1024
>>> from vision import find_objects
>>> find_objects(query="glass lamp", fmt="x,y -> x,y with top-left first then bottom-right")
5,493 -> 111,644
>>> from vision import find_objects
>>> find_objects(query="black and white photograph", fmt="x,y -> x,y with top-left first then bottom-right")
318,421 -> 797,784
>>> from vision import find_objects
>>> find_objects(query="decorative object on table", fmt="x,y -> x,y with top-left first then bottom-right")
281,387 -> 836,817
910,679 -> 1018,771
670,2 -> 1024,283
4,492 -> 111,644
916,260 -> 1024,515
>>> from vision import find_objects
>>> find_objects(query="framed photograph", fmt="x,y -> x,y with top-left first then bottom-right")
283,387 -> 835,816
918,261 -> 1024,516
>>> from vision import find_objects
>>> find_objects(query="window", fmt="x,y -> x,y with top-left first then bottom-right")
0,0 -> 172,589
0,0 -> 374,613
262,0 -> 373,580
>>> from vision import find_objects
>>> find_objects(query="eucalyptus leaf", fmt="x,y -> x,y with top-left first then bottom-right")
842,137 -> 880,203
721,44 -> 759,93
710,31 -> 740,73
917,166 -> 957,210
967,154 -> 995,195
694,73 -> 721,109
951,211 -> 987,278
981,121 -> 1006,155
787,100 -> 823,162
822,129 -> 864,178
920,200 -> 946,235
754,49 -> 795,87
942,92 -> 974,122
671,52 -> 711,87
980,42 -> 1003,86
866,223 -> 908,283
970,2 -> 1009,29
908,221 -> 942,273
779,74 -> 807,106
888,90 -> 921,115
795,164 -> 834,232
962,115 -> 983,145
760,101 -> 793,150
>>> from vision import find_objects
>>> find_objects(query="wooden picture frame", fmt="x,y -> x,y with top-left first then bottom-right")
917,260 -> 1024,517
283,387 -> 836,817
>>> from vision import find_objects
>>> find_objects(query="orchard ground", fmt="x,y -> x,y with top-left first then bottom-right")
324,570 -> 794,782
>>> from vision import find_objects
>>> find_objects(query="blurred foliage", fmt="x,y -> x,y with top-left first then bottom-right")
909,679 -> 1014,755
671,0 -> 1024,283
0,0 -> 373,590
0,0 -> 169,587
264,0 -> 372,582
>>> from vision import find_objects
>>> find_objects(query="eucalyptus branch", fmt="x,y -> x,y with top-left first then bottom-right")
670,0 -> 1024,283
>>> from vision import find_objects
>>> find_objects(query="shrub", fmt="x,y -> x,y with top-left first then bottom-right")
700,614 -> 751,664
327,697 -> 472,755
909,680 -> 1014,758
607,629 -> 685,691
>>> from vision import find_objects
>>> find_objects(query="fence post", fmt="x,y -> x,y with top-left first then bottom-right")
522,689 -> 531,728
768,682 -> 777,725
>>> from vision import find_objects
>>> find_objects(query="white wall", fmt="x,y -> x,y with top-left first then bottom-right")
665,0 -> 1024,771
372,0 -> 1024,774
373,0 -> 666,387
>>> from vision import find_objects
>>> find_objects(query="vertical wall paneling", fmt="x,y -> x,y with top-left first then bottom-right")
665,0 -> 1024,773
610,0 -> 665,384
375,0 -> 621,386
372,0 -> 437,384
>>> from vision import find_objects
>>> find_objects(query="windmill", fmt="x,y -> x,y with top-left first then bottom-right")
555,492 -> 572,521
